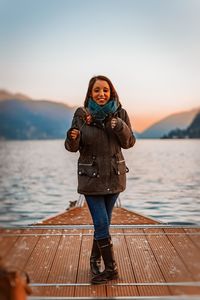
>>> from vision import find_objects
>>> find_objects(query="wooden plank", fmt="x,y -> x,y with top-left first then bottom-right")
40,206 -> 92,225
31,286 -> 78,297
47,229 -> 82,297
164,228 -> 200,281
1,229 -> 42,270
124,228 -> 170,296
41,205 -> 159,225
24,230 -> 61,283
75,229 -> 106,297
144,228 -> 200,295
0,229 -> 20,258
184,228 -> 200,249
106,229 -> 139,297
47,229 -> 82,282
112,207 -> 158,225
1,207 -> 200,298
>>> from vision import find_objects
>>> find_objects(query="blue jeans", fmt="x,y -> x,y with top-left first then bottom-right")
85,193 -> 119,240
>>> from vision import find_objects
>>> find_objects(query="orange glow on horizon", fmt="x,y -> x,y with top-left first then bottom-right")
130,114 -> 165,133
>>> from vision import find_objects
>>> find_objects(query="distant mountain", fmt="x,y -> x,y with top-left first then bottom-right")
138,108 -> 200,138
0,90 -> 75,140
0,89 -> 31,101
162,111 -> 200,139
1,89 -> 199,140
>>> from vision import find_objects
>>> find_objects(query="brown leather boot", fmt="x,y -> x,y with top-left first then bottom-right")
90,238 -> 101,275
91,237 -> 118,284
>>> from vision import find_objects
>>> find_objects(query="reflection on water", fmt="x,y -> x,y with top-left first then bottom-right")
0,139 -> 199,226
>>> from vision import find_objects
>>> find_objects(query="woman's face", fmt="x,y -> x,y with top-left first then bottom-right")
91,80 -> 111,106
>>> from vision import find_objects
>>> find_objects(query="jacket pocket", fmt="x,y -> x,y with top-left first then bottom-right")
112,154 -> 129,175
78,160 -> 99,178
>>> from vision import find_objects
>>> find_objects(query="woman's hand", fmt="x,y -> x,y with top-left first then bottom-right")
69,129 -> 80,140
85,113 -> 92,125
111,117 -> 117,129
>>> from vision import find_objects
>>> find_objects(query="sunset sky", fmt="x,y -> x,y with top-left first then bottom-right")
0,0 -> 200,132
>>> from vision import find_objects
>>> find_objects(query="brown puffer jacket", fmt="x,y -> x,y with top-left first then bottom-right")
65,106 -> 136,195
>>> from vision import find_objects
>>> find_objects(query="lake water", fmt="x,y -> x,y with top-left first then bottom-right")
0,139 -> 199,227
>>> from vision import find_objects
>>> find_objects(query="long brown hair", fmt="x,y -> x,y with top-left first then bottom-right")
84,75 -> 120,107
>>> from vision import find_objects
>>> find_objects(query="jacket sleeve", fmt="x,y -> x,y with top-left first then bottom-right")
112,109 -> 136,149
64,107 -> 84,152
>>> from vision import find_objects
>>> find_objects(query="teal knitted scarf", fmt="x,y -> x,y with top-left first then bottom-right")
87,98 -> 118,123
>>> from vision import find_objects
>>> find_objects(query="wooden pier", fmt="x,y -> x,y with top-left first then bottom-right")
0,201 -> 200,299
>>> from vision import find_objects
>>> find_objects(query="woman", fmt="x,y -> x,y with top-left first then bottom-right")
65,75 -> 136,284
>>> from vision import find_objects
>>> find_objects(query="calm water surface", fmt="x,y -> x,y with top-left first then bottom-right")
0,139 -> 199,226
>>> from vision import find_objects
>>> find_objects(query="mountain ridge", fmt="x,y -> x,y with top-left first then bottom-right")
0,90 -> 76,140
162,111 -> 200,138
0,89 -> 31,101
138,107 -> 200,138
0,89 -> 74,109
0,89 -> 199,139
